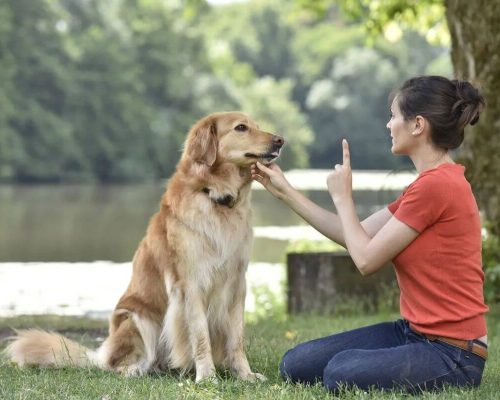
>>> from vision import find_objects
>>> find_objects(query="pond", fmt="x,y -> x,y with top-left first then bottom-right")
0,170 -> 412,263
0,170 -> 415,316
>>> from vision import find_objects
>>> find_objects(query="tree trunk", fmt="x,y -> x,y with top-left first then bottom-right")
286,252 -> 396,314
445,0 -> 500,235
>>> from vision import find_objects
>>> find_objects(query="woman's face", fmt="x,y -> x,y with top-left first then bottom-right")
386,98 -> 414,155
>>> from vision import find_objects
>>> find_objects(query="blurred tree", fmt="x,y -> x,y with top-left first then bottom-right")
290,21 -> 365,103
0,0 -> 456,184
205,0 -> 449,170
0,0 -> 235,182
306,31 -> 450,169
121,0 -> 231,179
234,77 -> 313,168
233,6 -> 294,80
0,0 -> 84,182
297,0 -> 500,236
306,46 -> 400,169
0,2 -> 20,180
445,0 -> 500,237
201,0 -> 315,168
62,0 -> 219,181
61,0 -> 153,182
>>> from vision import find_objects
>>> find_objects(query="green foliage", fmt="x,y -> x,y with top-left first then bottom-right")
201,1 -> 315,169
203,0 -> 451,170
306,45 -> 398,168
63,0 -> 219,181
234,78 -> 313,169
0,0 -> 81,182
297,0 -> 449,45
0,0 -> 453,182
305,30 -> 451,169
286,238 -> 344,253
292,23 -> 365,86
483,232 -> 500,304
0,0 -> 205,182
246,284 -> 286,324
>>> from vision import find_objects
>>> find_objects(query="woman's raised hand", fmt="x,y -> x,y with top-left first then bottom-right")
327,139 -> 353,204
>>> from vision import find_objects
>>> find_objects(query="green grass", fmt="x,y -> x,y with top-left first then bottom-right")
1,311 -> 498,399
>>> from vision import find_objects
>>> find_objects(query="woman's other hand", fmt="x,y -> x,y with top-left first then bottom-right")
251,162 -> 292,200
327,139 -> 353,204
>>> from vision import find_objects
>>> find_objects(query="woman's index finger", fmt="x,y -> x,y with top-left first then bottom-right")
342,139 -> 350,167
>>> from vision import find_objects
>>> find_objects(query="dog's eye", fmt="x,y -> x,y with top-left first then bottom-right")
234,124 -> 248,132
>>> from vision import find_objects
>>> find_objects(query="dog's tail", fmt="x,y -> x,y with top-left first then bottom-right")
4,329 -> 102,369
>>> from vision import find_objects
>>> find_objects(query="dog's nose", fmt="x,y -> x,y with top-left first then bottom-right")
272,135 -> 285,147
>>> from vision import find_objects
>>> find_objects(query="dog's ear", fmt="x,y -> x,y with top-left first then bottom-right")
185,118 -> 218,166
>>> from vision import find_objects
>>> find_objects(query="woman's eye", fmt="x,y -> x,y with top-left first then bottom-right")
234,124 -> 248,132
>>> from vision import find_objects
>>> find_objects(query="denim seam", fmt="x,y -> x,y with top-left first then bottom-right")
409,341 -> 474,387
411,362 -> 482,389
411,366 -> 459,388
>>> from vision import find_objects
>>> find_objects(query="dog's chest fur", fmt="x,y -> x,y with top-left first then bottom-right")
166,183 -> 253,281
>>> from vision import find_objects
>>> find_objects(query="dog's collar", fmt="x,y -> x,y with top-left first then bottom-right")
202,187 -> 237,208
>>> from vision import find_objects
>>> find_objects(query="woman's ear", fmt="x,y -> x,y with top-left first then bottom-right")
412,115 -> 426,136
185,118 -> 218,166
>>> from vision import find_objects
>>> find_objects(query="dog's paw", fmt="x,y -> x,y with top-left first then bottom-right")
117,364 -> 148,378
195,374 -> 218,384
195,367 -> 217,383
239,371 -> 267,382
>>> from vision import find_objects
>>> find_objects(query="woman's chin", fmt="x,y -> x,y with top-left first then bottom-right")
390,143 -> 404,155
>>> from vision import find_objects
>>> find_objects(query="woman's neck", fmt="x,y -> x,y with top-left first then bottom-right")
411,150 -> 454,174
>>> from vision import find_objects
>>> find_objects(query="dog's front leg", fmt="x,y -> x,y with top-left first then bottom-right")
184,288 -> 216,382
226,282 -> 266,382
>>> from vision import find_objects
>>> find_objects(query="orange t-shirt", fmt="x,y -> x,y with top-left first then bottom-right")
388,163 -> 488,339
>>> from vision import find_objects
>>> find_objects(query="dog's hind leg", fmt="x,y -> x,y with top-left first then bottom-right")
99,309 -> 160,377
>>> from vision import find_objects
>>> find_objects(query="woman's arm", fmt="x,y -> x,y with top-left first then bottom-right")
251,162 -> 393,247
334,195 -> 418,274
328,140 -> 418,275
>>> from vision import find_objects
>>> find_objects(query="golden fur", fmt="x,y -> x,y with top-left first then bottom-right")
5,112 -> 284,382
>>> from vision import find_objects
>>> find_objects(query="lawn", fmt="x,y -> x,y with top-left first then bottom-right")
1,310 -> 498,400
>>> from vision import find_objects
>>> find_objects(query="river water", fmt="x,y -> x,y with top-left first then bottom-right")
0,169 -> 415,316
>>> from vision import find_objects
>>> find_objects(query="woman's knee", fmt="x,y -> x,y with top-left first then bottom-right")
280,334 -> 356,385
322,350 -> 363,391
279,343 -> 311,382
279,347 -> 299,381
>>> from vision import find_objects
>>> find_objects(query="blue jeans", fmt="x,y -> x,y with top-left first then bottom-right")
279,320 -> 486,393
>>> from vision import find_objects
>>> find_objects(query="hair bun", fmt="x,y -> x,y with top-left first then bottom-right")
452,80 -> 485,127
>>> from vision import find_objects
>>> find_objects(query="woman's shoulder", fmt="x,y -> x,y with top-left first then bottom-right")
416,163 -> 465,186
405,163 -> 467,199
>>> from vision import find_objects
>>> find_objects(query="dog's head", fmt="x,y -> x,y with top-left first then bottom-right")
183,112 -> 284,167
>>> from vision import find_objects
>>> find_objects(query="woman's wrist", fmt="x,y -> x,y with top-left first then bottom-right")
279,184 -> 298,203
330,190 -> 353,208
333,195 -> 355,222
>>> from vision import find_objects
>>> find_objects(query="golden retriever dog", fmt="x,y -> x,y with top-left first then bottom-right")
6,112 -> 284,382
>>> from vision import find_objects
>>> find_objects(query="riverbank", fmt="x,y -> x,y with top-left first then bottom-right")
0,261 -> 284,318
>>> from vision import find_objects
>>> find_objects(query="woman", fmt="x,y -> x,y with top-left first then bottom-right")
251,76 -> 488,393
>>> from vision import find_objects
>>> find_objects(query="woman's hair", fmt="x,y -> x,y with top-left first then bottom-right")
392,76 -> 485,150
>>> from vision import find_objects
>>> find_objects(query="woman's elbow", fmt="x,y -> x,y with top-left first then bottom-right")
356,260 -> 382,276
